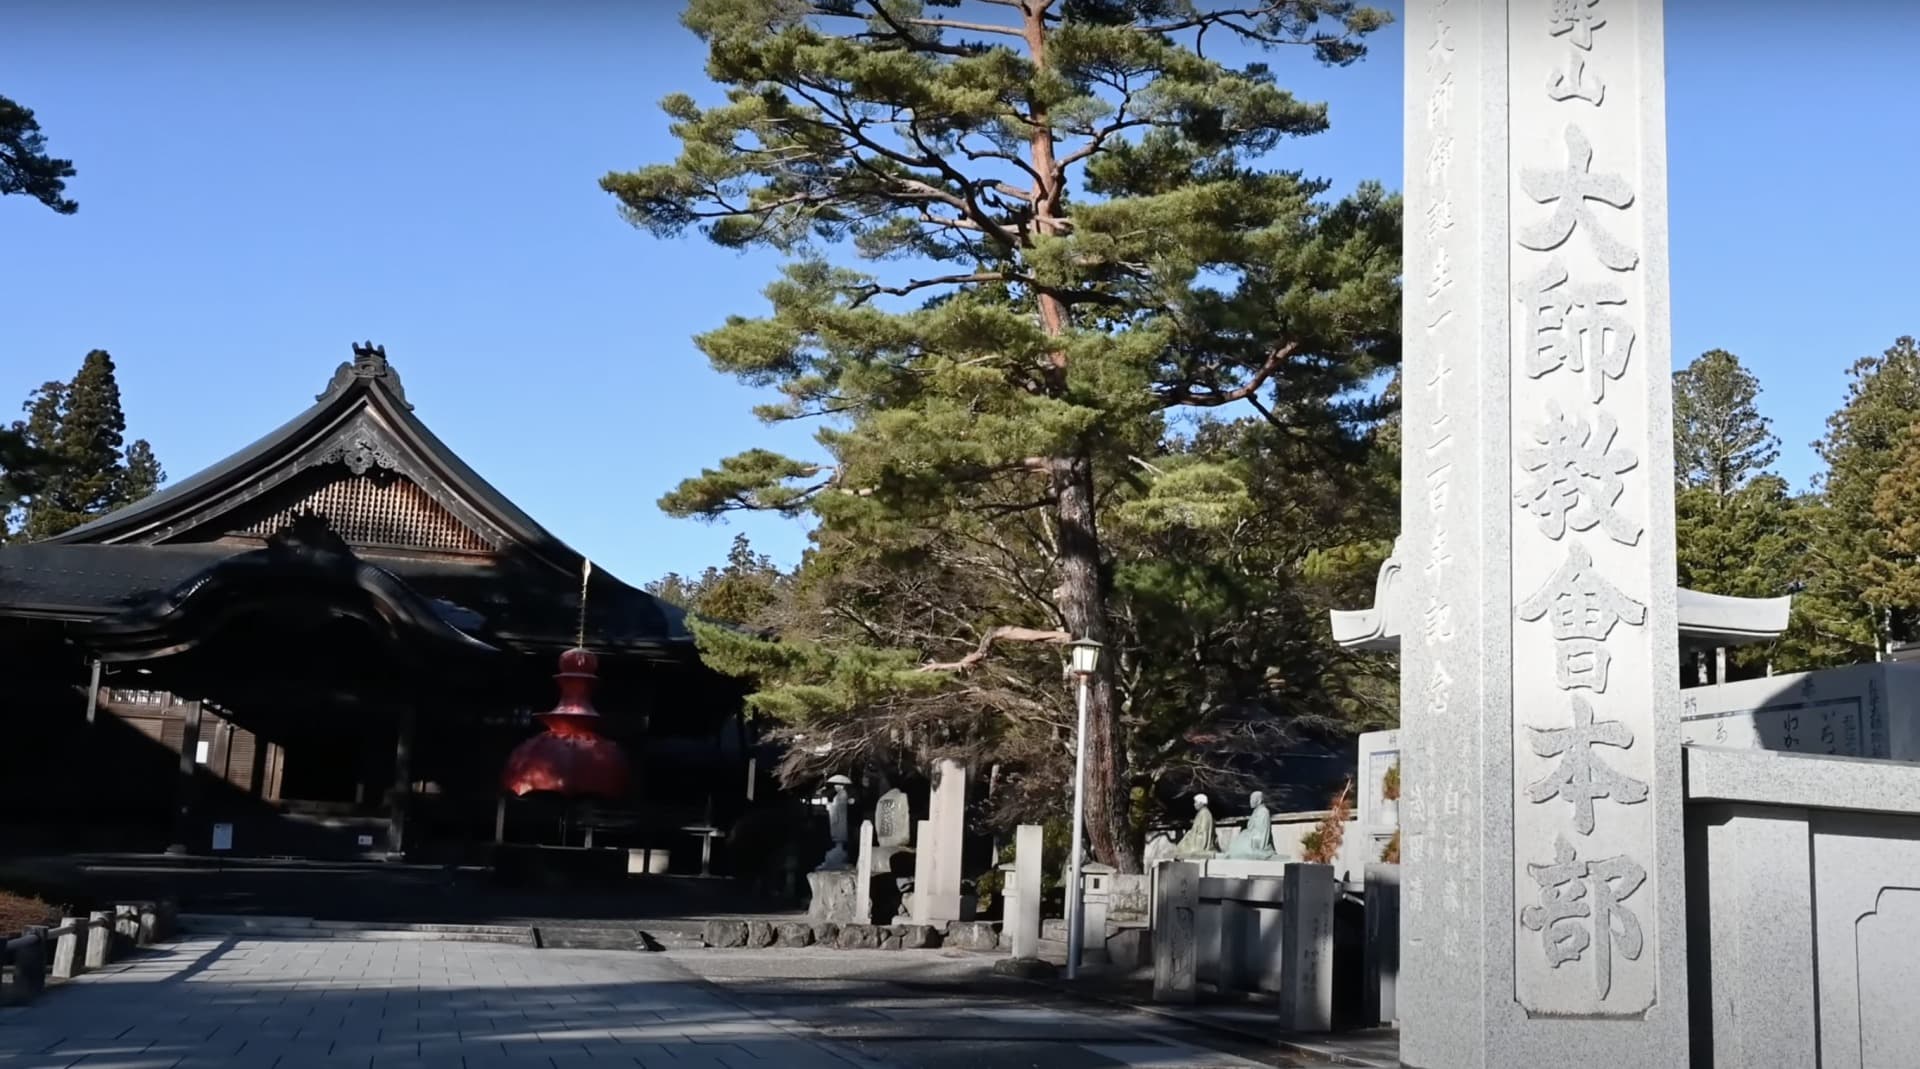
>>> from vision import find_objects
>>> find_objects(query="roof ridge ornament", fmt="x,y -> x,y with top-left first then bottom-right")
319,340 -> 413,410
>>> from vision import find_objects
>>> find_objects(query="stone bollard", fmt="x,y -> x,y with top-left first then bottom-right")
50,918 -> 87,980
113,904 -> 142,955
84,912 -> 112,969
1278,862 -> 1336,1032
1152,861 -> 1199,1003
150,898 -> 179,942
1363,863 -> 1400,1026
1,931 -> 48,1005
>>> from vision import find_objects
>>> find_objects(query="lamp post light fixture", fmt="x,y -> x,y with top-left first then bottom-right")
1065,637 -> 1101,979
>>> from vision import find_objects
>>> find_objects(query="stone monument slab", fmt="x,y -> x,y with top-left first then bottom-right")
854,819 -> 876,925
910,818 -> 935,924
922,759 -> 967,923
1009,824 -> 1043,959
1278,863 -> 1335,1032
1153,861 -> 1199,1003
1398,0 -> 1689,1063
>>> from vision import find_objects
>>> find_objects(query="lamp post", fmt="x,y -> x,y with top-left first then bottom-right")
1065,637 -> 1102,979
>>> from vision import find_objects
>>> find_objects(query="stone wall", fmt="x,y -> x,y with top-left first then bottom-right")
1685,745 -> 1920,1068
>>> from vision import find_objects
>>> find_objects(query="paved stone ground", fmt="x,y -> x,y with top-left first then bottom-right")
0,938 -> 1312,1068
0,936 -> 860,1068
671,948 -> 1346,1068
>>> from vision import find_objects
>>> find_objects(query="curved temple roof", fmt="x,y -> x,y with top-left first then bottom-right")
1328,538 -> 1793,653
0,344 -> 694,656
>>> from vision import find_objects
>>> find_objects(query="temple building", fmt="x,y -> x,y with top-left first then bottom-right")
0,344 -> 749,864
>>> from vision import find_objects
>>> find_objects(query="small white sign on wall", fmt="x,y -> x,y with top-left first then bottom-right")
211,823 -> 234,851
357,834 -> 374,847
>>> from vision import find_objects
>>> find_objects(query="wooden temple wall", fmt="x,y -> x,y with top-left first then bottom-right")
103,690 -> 284,802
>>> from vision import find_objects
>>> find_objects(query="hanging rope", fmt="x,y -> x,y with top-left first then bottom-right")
576,558 -> 593,649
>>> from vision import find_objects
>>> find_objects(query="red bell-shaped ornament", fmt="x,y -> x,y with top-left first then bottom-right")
500,647 -> 631,799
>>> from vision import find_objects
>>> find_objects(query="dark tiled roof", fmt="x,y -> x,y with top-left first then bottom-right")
0,544 -> 231,617
9,347 -> 695,655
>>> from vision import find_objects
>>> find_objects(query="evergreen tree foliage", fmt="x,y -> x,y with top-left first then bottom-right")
1668,349 -> 1800,672
11,350 -> 165,541
1865,421 -> 1920,627
0,94 -> 78,214
647,533 -> 787,627
1798,336 -> 1920,663
0,427 -> 53,542
605,0 -> 1399,870
1672,349 -> 1779,497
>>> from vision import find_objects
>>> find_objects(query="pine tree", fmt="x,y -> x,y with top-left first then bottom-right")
1798,336 -> 1920,662
1672,349 -> 1779,497
16,350 -> 164,541
604,0 -> 1399,870
0,94 -> 77,214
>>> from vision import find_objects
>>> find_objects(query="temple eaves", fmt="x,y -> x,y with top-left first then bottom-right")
1327,538 -> 1792,653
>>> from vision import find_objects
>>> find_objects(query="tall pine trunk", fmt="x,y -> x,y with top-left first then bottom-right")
1051,454 -> 1143,873
1022,0 -> 1140,874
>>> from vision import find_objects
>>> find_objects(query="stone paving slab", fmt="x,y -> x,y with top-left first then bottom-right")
0,936 -> 865,1068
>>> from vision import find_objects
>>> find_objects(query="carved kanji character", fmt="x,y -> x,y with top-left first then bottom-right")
1583,850 -> 1646,1000
1425,524 -> 1455,581
1425,133 -> 1454,187
1525,695 -> 1649,834
1426,463 -> 1451,515
1549,52 -> 1607,105
1516,543 -> 1647,690
1426,18 -> 1456,72
1426,246 -> 1456,303
1426,661 -> 1453,717
1520,836 -> 1590,965
1548,0 -> 1607,50
1425,194 -> 1457,241
1520,835 -> 1646,1000
1424,596 -> 1456,643
1427,74 -> 1455,132
1517,258 -> 1637,402
1518,125 -> 1638,272
1515,403 -> 1643,546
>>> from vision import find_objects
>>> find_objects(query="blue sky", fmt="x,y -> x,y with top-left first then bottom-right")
5,2 -> 1917,585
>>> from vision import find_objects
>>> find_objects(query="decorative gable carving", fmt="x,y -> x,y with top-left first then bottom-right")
227,467 -> 497,555
319,431 -> 400,476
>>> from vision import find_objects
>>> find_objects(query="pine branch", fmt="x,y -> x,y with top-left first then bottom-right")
1155,342 -> 1301,410
917,625 -> 1071,672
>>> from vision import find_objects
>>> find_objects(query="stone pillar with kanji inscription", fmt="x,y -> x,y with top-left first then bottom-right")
1398,1 -> 1688,1065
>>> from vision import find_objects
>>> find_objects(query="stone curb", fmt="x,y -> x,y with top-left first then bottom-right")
180,913 -> 537,945
1017,975 -> 1397,1069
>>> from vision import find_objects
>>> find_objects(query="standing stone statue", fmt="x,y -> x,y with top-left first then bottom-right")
817,775 -> 854,871
1225,790 -> 1277,860
1174,793 -> 1217,859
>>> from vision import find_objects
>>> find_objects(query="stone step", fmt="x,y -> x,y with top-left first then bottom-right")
179,914 -> 534,945
532,926 -> 660,952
